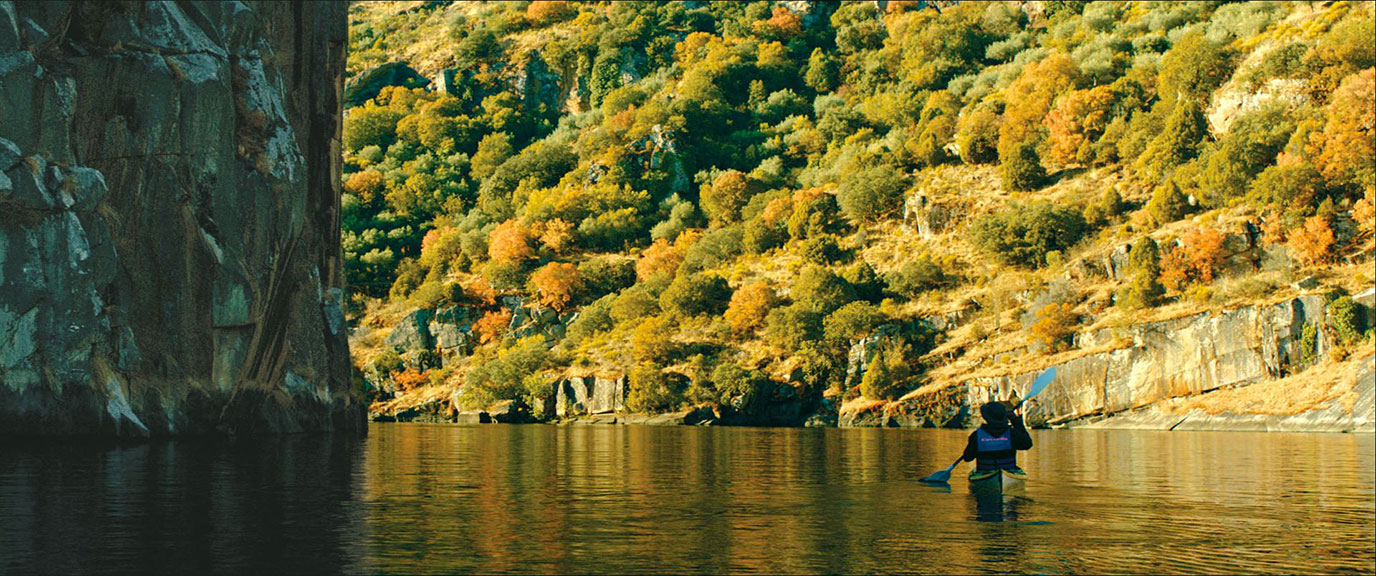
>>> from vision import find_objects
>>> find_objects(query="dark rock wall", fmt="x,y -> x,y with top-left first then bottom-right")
0,1 -> 364,436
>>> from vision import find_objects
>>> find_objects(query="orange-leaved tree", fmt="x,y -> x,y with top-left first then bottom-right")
1287,215 -> 1336,265
724,281 -> 778,335
474,309 -> 513,344
528,262 -> 584,312
488,219 -> 535,264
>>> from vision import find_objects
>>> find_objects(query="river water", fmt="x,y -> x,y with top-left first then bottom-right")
1,424 -> 1372,574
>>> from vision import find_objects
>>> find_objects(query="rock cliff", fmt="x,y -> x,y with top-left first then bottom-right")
0,1 -> 364,436
868,295 -> 1375,432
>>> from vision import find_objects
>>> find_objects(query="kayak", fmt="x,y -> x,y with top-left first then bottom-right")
969,468 -> 1028,497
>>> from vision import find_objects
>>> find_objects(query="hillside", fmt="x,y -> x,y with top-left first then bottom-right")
343,1 -> 1375,428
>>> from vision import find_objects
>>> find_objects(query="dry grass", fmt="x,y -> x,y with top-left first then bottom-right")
1156,343 -> 1374,416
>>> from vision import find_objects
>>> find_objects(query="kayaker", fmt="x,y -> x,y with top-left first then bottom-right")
961,402 -> 1032,474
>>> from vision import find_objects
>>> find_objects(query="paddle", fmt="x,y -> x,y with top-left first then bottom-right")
1017,366 -> 1058,409
917,367 -> 1058,485
919,456 -> 964,484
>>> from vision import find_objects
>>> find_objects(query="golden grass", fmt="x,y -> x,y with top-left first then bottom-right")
1156,343 -> 1374,416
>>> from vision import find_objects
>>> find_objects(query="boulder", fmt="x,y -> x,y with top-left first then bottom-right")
386,309 -> 434,351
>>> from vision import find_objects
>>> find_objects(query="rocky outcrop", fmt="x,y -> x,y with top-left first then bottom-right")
344,61 -> 428,107
555,376 -> 625,417
902,195 -> 967,239
878,295 -> 1371,432
0,1 -> 363,436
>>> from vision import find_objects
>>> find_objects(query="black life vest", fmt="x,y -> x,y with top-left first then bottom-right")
974,427 -> 1018,471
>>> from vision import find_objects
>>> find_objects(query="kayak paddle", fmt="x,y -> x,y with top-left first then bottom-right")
1017,366 -> 1058,408
919,456 -> 964,484
918,367 -> 1058,485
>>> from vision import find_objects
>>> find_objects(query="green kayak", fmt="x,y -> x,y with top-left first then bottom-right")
969,468 -> 1028,497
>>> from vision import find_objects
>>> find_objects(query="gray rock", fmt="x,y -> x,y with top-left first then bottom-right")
1293,276 -> 1320,290
4,158 -> 55,210
0,2 -> 364,437
0,2 -> 17,52
454,411 -> 492,424
0,137 -> 19,170
386,308 -> 434,351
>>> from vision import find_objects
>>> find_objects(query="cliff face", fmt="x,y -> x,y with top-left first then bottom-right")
0,1 -> 364,436
873,295 -> 1375,433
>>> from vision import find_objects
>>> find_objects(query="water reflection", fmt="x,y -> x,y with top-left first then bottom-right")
0,425 -> 1371,574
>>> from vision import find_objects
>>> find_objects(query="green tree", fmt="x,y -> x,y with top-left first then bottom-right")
837,164 -> 908,224
1135,99 -> 1208,185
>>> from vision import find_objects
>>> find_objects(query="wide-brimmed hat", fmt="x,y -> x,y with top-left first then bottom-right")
980,402 -> 1009,425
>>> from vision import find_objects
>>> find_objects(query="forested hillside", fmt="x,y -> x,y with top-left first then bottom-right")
343,1 -> 1375,424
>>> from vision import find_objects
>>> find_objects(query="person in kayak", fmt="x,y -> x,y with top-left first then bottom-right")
962,401 -> 1032,475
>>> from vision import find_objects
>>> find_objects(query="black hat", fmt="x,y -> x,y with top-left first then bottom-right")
980,402 -> 1009,425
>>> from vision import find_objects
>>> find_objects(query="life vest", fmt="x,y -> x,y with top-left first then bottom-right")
974,427 -> 1018,471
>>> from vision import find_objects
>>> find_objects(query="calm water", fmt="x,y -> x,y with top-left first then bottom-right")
1,424 -> 1372,575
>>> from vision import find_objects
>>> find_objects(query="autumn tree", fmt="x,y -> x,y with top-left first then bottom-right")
1313,69 -> 1375,191
701,170 -> 756,226
1288,215 -> 1336,265
1027,302 -> 1077,352
636,238 -> 684,281
526,1 -> 577,25
725,282 -> 778,335
528,262 -> 584,312
1045,86 -> 1114,167
474,309 -> 513,344
488,219 -> 535,264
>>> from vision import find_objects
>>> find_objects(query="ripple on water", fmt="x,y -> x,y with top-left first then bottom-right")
0,426 -> 1371,574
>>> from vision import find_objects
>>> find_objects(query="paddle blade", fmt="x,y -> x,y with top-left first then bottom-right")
1026,366 -> 1058,401
919,465 -> 956,484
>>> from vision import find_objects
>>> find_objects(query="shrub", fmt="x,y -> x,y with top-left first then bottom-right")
764,304 -> 824,352
824,302 -> 885,344
659,273 -> 732,318
956,105 -> 1001,165
970,203 -> 1087,268
631,316 -> 675,362
1183,226 -> 1227,284
742,215 -> 787,253
798,234 -> 849,265
1083,189 -> 1126,227
837,164 -> 908,224
526,1 -> 577,25
1000,139 -> 1047,192
578,257 -> 636,298
725,282 -> 778,335
609,277 -> 666,325
1026,302 -> 1077,352
1287,215 -> 1336,266
1327,296 -> 1366,346
463,337 -> 552,409
565,295 -> 614,346
702,170 -> 756,226
1135,99 -> 1209,185
488,220 -> 535,263
792,265 -> 856,314
681,226 -> 744,273
1116,263 -> 1165,311
1247,164 -> 1325,214
474,309 -> 513,344
1147,180 -> 1192,226
859,342 -> 914,400
885,255 -> 948,298
527,262 -> 584,312
626,363 -> 687,413
1315,69 -> 1375,191
392,368 -> 430,393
